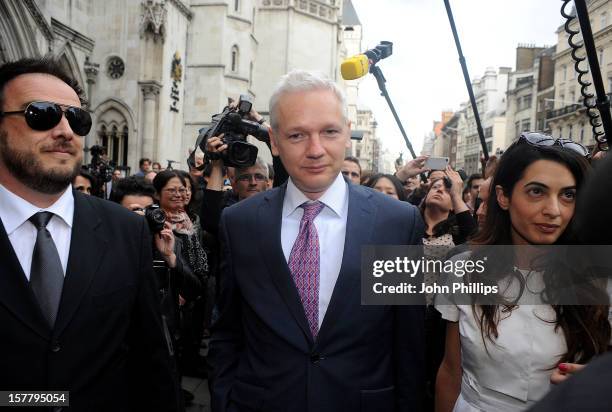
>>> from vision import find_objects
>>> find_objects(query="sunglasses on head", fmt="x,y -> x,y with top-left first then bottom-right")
1,101 -> 92,136
519,132 -> 589,157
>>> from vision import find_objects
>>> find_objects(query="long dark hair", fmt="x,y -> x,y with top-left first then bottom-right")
419,177 -> 457,238
471,140 -> 609,364
473,142 -> 588,245
366,173 -> 407,201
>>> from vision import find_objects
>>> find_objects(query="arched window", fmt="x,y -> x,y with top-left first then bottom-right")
111,125 -> 119,162
231,45 -> 239,73
122,126 -> 129,165
562,65 -> 567,81
96,109 -> 129,167
99,125 -> 108,152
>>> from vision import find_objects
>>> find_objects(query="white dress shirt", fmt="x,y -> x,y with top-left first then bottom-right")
0,183 -> 74,280
281,173 -> 349,329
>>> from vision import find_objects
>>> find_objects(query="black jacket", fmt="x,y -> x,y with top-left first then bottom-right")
0,191 -> 181,411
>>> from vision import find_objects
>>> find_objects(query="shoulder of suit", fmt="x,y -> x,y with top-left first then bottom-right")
76,191 -> 144,226
223,186 -> 281,216
359,185 -> 418,215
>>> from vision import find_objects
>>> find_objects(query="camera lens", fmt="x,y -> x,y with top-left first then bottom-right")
144,205 -> 166,233
229,142 -> 258,167
150,208 -> 165,224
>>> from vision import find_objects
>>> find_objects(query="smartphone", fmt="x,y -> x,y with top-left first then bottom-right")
424,156 -> 449,171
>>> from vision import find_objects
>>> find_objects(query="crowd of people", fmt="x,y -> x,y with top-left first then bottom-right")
2,56 -> 612,412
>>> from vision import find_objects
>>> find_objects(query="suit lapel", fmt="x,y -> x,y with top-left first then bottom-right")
53,192 -> 108,336
0,218 -> 50,338
256,185 -> 314,345
317,185 -> 376,343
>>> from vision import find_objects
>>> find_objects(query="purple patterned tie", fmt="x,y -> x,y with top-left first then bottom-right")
288,201 -> 325,339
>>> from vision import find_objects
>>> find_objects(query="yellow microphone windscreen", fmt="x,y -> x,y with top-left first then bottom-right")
340,55 -> 369,80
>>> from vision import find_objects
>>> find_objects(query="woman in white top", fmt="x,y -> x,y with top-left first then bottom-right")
435,133 -> 610,412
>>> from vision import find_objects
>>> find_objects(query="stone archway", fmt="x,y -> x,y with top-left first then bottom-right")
93,98 -> 137,169
96,107 -> 129,167
54,42 -> 86,91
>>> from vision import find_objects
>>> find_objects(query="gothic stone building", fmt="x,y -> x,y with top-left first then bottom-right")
0,0 -> 351,171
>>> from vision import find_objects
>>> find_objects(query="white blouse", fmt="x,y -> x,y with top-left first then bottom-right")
435,270 -> 567,411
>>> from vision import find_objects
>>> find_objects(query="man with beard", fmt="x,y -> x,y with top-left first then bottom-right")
0,58 -> 181,411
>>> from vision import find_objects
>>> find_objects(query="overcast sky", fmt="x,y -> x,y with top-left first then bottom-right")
350,0 -> 566,159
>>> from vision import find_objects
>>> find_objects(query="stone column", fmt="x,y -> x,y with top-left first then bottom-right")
83,56 -> 99,164
139,81 -> 162,160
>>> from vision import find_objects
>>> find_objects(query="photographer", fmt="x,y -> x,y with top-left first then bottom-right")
111,176 -> 202,402
201,145 -> 269,237
231,97 -> 289,188
187,152 -> 207,217
196,97 -> 276,237
111,175 -> 202,325
83,144 -> 115,198
152,170 -> 210,379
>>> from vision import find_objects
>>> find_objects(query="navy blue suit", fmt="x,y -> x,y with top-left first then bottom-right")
209,181 -> 426,412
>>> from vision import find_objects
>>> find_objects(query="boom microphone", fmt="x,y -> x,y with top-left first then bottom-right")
341,54 -> 369,80
340,41 -> 393,80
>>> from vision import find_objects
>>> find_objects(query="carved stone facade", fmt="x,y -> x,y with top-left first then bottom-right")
0,0 -> 358,171
140,0 -> 168,43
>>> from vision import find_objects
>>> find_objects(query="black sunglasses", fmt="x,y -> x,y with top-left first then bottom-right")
519,132 -> 589,157
1,101 -> 92,136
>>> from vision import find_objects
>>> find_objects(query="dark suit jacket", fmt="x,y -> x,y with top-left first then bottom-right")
0,191 -> 180,412
209,182 -> 426,412
528,353 -> 612,412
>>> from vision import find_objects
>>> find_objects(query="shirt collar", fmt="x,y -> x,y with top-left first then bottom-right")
284,173 -> 347,218
0,183 -> 74,235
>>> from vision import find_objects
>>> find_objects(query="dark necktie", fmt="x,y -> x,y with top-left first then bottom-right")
288,201 -> 325,339
29,212 -> 64,328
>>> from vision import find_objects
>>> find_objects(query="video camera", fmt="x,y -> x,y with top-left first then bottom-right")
191,95 -> 269,168
84,145 -> 115,184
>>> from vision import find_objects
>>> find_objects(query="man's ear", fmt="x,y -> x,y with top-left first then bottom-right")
495,185 -> 509,210
269,125 -> 280,157
345,120 -> 352,149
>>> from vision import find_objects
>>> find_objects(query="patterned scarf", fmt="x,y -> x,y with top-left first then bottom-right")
166,210 -> 194,235
167,209 -> 208,279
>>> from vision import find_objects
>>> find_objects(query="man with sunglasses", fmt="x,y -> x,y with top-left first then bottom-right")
0,58 -> 181,411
